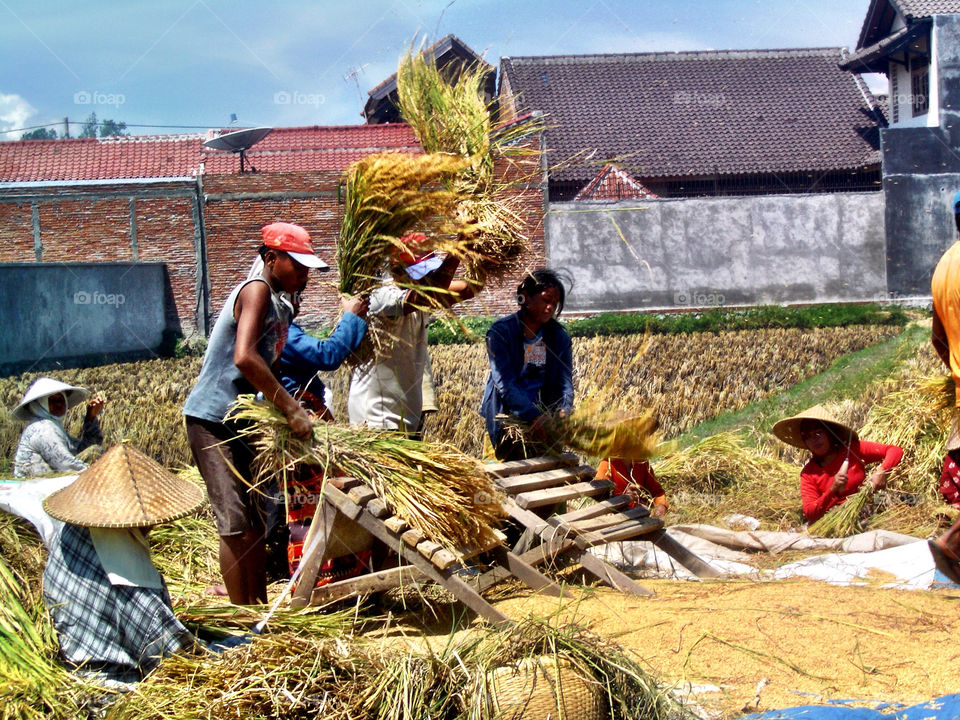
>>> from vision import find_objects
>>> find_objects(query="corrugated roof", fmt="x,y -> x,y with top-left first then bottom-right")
500,48 -> 883,183
0,125 -> 420,183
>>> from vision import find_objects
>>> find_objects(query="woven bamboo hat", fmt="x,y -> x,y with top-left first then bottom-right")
12,377 -> 88,421
43,443 -> 205,528
772,405 -> 858,450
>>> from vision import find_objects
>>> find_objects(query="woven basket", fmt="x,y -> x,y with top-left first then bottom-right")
488,656 -> 607,720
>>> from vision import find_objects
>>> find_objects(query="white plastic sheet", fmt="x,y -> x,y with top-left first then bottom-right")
0,475 -> 76,546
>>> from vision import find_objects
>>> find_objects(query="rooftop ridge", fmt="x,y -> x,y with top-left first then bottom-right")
503,46 -> 845,64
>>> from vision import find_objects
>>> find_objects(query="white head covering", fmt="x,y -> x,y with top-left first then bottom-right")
12,378 -> 88,422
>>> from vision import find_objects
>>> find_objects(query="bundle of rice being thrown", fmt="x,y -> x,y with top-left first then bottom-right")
227,395 -> 504,552
498,404 -> 659,462
396,38 -> 545,284
335,151 -> 468,299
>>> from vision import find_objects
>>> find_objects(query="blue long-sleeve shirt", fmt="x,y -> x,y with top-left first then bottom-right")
480,311 -> 574,446
278,314 -> 367,398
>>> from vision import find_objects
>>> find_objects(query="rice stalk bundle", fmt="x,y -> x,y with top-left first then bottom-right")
396,41 -> 544,283
808,483 -> 874,538
859,374 -> 954,497
227,395 -> 504,552
176,603 -> 359,637
917,374 -> 956,411
456,618 -> 696,720
0,556 -> 83,720
111,632 -> 368,720
336,151 -> 467,297
499,404 -> 658,462
354,649 -> 460,720
654,431 -> 794,494
866,497 -> 941,537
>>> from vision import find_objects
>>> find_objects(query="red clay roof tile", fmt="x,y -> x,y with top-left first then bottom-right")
0,125 -> 420,183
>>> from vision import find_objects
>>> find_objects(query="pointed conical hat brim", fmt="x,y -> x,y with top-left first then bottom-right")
771,404 -> 858,450
43,443 -> 205,528
12,377 -> 88,422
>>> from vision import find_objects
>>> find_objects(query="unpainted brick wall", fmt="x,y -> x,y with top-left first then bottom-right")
0,138 -> 546,338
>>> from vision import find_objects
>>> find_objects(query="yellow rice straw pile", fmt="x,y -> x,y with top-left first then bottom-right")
227,395 -> 504,551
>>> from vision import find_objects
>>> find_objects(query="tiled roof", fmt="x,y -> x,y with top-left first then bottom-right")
0,125 -> 420,183
574,165 -> 658,201
0,134 -> 203,183
363,34 -> 494,124
200,125 -> 420,174
500,48 -> 883,183
856,0 -> 960,50
894,0 -> 960,19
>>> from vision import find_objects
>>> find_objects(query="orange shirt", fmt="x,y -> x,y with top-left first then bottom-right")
596,458 -> 667,509
932,240 -> 960,404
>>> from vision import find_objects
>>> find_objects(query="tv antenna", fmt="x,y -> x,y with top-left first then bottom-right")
203,126 -> 273,173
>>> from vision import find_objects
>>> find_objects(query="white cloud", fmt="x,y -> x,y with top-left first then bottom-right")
0,93 -> 36,139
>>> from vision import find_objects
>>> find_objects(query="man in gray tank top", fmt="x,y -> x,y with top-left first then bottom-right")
183,222 -> 326,605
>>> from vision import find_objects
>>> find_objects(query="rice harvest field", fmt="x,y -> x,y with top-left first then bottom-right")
0,324 -> 898,475
8,319 -> 960,720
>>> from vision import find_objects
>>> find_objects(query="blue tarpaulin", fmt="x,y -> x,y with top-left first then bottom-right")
744,694 -> 960,720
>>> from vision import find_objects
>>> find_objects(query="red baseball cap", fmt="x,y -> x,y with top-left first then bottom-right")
261,222 -> 329,269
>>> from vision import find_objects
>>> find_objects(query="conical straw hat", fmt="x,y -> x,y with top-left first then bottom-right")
12,377 -> 88,421
771,405 -> 858,450
43,443 -> 205,528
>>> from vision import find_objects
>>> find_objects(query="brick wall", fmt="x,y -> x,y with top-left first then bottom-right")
201,170 -> 344,329
0,182 -> 201,335
0,136 -> 546,343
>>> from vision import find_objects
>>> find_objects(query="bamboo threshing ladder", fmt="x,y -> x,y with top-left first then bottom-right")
289,476 -> 572,626
477,455 -> 719,595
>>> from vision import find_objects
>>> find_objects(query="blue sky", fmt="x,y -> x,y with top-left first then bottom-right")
0,0 -> 878,138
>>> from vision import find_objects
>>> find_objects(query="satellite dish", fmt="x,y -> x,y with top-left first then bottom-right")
203,127 -> 273,173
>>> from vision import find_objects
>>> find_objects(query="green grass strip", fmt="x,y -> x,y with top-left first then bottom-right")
426,303 -> 908,345
670,322 -> 928,450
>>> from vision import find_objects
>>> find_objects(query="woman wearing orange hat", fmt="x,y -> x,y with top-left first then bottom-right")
772,406 -> 903,524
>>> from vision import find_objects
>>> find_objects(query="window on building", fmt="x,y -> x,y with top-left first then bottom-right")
911,56 -> 929,117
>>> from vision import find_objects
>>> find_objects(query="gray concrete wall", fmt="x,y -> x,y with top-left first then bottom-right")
546,192 -> 886,313
0,263 -> 170,373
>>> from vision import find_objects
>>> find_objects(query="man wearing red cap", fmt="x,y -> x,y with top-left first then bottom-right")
183,222 -> 326,605
347,233 -> 480,435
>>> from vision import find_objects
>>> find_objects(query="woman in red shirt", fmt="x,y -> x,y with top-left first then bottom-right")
772,405 -> 903,524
